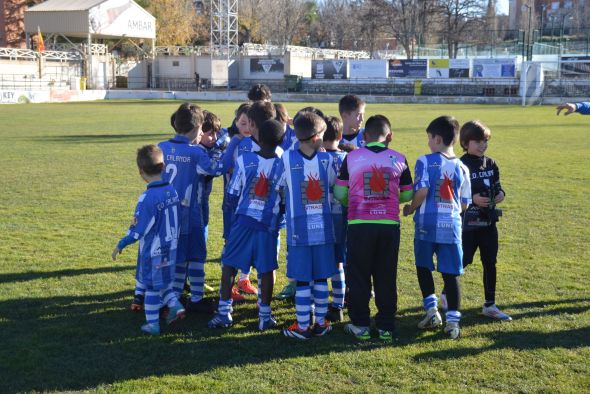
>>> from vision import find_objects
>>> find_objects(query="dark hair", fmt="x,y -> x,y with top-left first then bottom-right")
259,119 -> 285,148
202,110 -> 221,134
426,115 -> 459,146
170,113 -> 177,132
174,102 -> 203,134
136,145 -> 164,176
274,103 -> 289,124
247,83 -> 272,101
293,106 -> 325,125
460,120 -> 491,151
338,94 -> 364,115
364,115 -> 391,140
294,112 -> 327,141
227,102 -> 252,137
247,101 -> 276,131
323,116 -> 343,142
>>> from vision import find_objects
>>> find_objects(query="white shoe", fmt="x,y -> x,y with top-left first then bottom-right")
444,321 -> 460,339
440,293 -> 448,312
482,304 -> 512,321
418,307 -> 443,329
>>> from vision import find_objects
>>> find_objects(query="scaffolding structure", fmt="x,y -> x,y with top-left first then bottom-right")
210,0 -> 239,60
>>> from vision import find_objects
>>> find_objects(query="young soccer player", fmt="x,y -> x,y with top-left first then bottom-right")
322,116 -> 348,322
248,83 -> 272,102
231,101 -> 281,296
159,103 -> 240,313
339,94 -> 366,149
280,112 -> 336,340
403,116 -> 471,339
446,120 -> 510,321
275,102 -> 296,151
335,115 -> 413,340
208,120 -> 285,330
112,145 -> 185,335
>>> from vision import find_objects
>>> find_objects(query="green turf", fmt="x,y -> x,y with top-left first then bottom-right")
0,100 -> 588,393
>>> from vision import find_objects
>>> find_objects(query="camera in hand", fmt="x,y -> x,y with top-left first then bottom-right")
463,184 -> 502,230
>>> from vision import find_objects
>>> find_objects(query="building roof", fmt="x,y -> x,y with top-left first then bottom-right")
27,0 -> 109,12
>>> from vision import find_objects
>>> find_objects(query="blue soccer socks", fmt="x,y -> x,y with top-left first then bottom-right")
423,294 -> 438,311
188,261 -> 205,303
330,268 -> 345,309
295,284 -> 312,331
313,281 -> 329,326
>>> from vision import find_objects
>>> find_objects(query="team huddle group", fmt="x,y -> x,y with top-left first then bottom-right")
112,84 -> 512,341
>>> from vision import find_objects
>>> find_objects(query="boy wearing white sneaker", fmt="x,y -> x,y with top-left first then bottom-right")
403,116 -> 471,339
454,120 -> 511,321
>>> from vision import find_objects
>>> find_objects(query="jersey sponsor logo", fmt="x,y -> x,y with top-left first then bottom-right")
437,221 -> 454,229
363,166 -> 390,199
438,174 -> 455,202
472,169 -> 494,179
305,174 -> 323,202
253,173 -> 270,199
369,204 -> 387,215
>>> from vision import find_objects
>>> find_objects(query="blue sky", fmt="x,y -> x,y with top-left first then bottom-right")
497,0 -> 509,15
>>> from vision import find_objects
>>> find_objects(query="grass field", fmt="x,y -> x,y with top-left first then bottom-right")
0,100 -> 589,393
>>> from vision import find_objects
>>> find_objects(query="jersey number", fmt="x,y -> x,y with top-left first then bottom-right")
165,163 -> 177,183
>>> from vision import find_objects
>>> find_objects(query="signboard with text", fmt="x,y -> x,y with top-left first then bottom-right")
388,59 -> 427,78
311,60 -> 348,79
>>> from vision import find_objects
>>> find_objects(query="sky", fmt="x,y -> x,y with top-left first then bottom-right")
497,0 -> 509,15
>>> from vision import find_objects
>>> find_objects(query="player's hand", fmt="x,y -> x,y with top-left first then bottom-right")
112,247 -> 121,261
495,191 -> 505,204
556,102 -> 576,116
473,193 -> 490,207
403,204 -> 413,216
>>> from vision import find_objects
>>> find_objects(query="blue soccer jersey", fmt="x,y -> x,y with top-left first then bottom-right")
279,150 -> 336,246
341,128 -> 365,148
227,152 -> 284,232
124,181 -> 180,289
159,135 -> 236,233
412,152 -> 472,244
280,124 -> 297,151
234,136 -> 284,164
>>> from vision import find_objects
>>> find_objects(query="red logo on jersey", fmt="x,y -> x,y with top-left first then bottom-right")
369,165 -> 386,193
440,174 -> 455,200
254,172 -> 269,197
306,174 -> 322,201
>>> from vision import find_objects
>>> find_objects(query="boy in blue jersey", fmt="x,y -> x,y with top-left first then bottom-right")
322,116 -> 348,322
159,103 -> 240,314
112,145 -> 185,335
208,120 -> 285,330
275,102 -> 296,151
403,116 -> 471,339
230,101 -> 280,296
280,112 -> 337,340
339,94 -> 366,149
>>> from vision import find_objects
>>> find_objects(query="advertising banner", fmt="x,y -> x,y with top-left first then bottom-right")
311,60 -> 348,79
449,59 -> 470,78
472,58 -> 516,78
250,58 -> 284,74
561,56 -> 590,77
349,60 -> 388,79
388,59 -> 428,78
428,59 -> 449,78
89,0 -> 155,39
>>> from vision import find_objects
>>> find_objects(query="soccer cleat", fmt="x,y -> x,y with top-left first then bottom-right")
186,298 -> 216,314
166,303 -> 186,325
130,294 -> 144,312
282,322 -> 312,340
237,278 -> 258,295
482,304 -> 513,321
312,321 -> 333,337
258,315 -> 278,331
378,329 -> 394,341
444,321 -> 461,339
326,305 -> 344,322
275,282 -> 296,300
418,307 -> 443,329
344,323 -> 371,340
440,293 -> 448,312
231,287 -> 246,303
208,313 -> 233,328
141,323 -> 160,336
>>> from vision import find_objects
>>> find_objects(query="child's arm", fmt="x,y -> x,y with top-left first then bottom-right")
403,187 -> 427,216
334,156 -> 349,206
399,158 -> 414,203
111,194 -> 154,260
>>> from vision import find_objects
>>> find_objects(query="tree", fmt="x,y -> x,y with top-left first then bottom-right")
144,0 -> 199,46
438,0 -> 486,58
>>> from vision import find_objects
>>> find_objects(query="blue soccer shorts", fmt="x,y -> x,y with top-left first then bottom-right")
222,222 -> 279,275
287,244 -> 337,282
414,239 -> 464,275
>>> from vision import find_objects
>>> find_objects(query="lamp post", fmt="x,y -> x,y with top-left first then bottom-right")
522,3 -> 533,61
